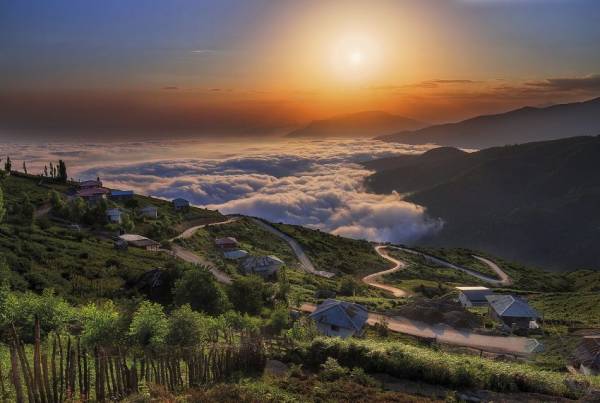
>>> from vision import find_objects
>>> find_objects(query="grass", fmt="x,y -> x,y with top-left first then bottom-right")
0,223 -> 175,302
2,174 -> 69,206
272,223 -> 389,276
179,217 -> 300,277
290,337 -> 600,399
412,246 -> 499,278
528,292 -> 600,327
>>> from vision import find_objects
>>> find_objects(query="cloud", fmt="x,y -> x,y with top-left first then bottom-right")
525,74 -> 600,92
50,139 -> 443,244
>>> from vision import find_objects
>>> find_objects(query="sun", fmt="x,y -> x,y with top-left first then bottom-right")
349,50 -> 363,66
329,32 -> 380,83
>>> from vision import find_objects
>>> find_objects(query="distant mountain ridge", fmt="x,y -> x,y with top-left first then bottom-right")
365,135 -> 600,270
377,97 -> 600,149
287,111 -> 426,139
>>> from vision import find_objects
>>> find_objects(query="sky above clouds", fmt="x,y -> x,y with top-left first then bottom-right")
1,0 -> 600,139
1,139 -> 443,244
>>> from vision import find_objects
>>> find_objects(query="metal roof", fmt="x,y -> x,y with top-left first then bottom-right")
486,294 -> 539,318
457,286 -> 494,302
309,299 -> 368,332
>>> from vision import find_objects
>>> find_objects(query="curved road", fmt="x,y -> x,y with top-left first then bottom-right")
391,246 -> 511,286
249,218 -> 333,277
472,255 -> 512,286
363,246 -> 408,297
364,245 -> 512,296
167,218 -> 239,284
300,303 -> 541,356
170,217 -> 239,241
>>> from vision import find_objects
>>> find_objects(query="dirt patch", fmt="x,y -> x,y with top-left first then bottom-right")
387,297 -> 482,330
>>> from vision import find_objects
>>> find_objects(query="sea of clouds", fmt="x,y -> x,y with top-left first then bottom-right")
2,139 -> 443,244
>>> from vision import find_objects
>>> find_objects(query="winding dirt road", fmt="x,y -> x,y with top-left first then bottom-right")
363,246 -> 408,297
364,245 -> 512,297
300,303 -> 541,356
167,218 -> 239,284
249,218 -> 337,278
472,255 -> 512,286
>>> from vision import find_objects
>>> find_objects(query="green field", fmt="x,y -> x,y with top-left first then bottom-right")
273,223 -> 390,276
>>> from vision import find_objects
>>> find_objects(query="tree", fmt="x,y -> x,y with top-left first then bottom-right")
44,165 -> 48,177
49,190 -> 65,216
22,161 -> 27,174
68,197 -> 87,222
7,289 -> 73,342
338,275 -> 363,296
124,198 -> 139,210
121,213 -> 135,232
268,305 -> 290,335
172,268 -> 230,314
229,275 -> 267,315
128,301 -> 169,351
4,156 -> 11,173
80,301 -> 123,348
166,304 -> 204,347
57,160 -> 68,182
21,193 -> 35,224
0,187 -> 5,223
276,267 -> 291,305
0,259 -> 11,331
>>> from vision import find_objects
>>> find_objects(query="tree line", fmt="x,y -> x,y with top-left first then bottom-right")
2,157 -> 68,183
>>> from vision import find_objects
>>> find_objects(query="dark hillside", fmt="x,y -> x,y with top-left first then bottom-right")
365,136 -> 600,270
378,97 -> 600,148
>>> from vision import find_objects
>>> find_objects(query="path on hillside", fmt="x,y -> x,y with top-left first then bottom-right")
249,218 -> 320,275
169,217 -> 239,241
168,218 -> 239,285
472,255 -> 512,286
300,303 -> 541,356
169,245 -> 232,284
392,246 -> 511,286
363,246 -> 408,297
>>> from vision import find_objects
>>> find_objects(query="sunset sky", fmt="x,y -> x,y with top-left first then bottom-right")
2,0 -> 600,139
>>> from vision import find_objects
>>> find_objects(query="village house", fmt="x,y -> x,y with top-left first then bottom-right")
486,294 -> 540,330
140,206 -> 158,219
572,336 -> 600,376
106,208 -> 122,224
309,299 -> 369,339
76,187 -> 110,202
456,286 -> 495,308
241,255 -> 284,278
117,234 -> 160,251
79,179 -> 103,189
110,190 -> 134,200
172,198 -> 190,211
223,249 -> 249,260
215,237 -> 239,250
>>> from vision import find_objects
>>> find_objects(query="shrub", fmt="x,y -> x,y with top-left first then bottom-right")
320,357 -> 348,381
291,338 -> 595,399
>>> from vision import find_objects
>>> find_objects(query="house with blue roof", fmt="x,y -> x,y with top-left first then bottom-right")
309,299 -> 368,338
486,294 -> 539,330
110,189 -> 134,200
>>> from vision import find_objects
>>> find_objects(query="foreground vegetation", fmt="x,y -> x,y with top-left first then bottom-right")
286,338 -> 600,399
1,170 -> 600,401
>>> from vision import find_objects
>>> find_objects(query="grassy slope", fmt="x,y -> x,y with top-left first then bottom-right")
0,223 -> 175,302
180,217 -> 300,276
273,223 -> 390,276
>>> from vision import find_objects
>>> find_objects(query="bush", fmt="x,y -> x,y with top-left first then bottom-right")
320,357 -> 348,381
291,338 -> 594,399
172,267 -> 231,315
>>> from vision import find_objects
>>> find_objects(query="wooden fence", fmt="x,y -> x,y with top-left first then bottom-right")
2,320 -> 267,402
